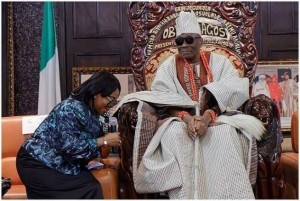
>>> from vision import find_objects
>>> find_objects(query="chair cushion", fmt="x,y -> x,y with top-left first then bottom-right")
2,157 -> 23,185
2,185 -> 27,199
2,116 -> 30,158
2,157 -> 119,199
91,168 -> 118,199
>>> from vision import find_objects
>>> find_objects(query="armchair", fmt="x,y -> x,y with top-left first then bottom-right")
281,112 -> 298,198
117,2 -> 284,199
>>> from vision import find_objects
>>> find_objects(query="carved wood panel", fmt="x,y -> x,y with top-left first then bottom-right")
127,2 -> 259,91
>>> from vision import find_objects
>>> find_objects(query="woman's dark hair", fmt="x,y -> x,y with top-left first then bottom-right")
71,70 -> 121,105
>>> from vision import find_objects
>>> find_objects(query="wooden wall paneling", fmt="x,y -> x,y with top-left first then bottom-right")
74,53 -> 122,67
268,2 -> 297,34
73,2 -> 123,38
65,2 -> 131,97
267,2 -> 298,59
268,47 -> 299,59
256,2 -> 298,60
73,2 -> 98,38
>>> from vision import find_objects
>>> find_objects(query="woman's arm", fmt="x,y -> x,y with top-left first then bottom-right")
56,100 -> 101,161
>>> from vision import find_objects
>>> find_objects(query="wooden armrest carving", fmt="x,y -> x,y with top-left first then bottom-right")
118,102 -> 138,180
117,102 -> 165,199
117,102 -> 138,199
243,94 -> 284,199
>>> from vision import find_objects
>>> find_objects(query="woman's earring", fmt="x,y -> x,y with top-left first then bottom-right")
94,96 -> 97,99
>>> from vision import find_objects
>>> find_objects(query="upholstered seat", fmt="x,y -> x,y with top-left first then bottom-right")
2,116 -> 29,199
1,115 -> 120,199
281,112 -> 298,199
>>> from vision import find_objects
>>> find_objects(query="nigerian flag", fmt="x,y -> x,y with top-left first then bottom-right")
38,2 -> 61,115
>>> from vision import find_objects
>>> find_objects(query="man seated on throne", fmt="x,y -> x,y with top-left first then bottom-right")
116,10 -> 265,199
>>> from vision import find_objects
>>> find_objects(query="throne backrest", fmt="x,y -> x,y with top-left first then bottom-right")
127,2 -> 258,93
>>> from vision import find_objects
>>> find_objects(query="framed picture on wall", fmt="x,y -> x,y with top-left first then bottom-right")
72,67 -> 135,101
253,60 -> 298,131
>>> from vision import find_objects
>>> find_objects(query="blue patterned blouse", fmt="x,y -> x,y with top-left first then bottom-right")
22,97 -> 104,175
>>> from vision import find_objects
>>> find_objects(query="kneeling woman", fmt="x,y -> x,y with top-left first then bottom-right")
16,70 -> 121,199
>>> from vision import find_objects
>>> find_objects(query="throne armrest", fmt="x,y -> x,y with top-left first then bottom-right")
243,94 -> 284,199
117,102 -> 166,199
117,102 -> 139,199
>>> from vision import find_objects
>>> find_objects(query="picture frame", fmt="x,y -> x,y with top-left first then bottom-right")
72,67 -> 135,100
254,60 -> 298,131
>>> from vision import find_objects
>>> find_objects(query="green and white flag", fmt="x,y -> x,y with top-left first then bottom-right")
38,2 -> 61,115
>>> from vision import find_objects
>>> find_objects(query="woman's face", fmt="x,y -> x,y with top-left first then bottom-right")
93,88 -> 120,114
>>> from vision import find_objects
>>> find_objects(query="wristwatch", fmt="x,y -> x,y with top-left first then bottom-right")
103,136 -> 108,146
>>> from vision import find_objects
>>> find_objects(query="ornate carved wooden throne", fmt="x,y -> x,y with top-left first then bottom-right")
116,2 -> 284,199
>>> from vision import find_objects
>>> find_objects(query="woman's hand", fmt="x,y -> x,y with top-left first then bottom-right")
97,132 -> 121,147
105,132 -> 121,147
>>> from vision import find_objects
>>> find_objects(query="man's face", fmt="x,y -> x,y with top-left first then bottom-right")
176,33 -> 202,61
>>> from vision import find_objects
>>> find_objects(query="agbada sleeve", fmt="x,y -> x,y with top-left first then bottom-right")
202,53 -> 249,112
151,55 -> 192,101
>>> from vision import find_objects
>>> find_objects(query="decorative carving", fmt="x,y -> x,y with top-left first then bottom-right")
117,102 -> 138,199
117,102 -> 167,199
127,2 -> 258,91
244,94 -> 284,199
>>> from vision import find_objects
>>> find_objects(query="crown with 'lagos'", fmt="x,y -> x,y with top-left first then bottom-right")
175,10 -> 201,37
